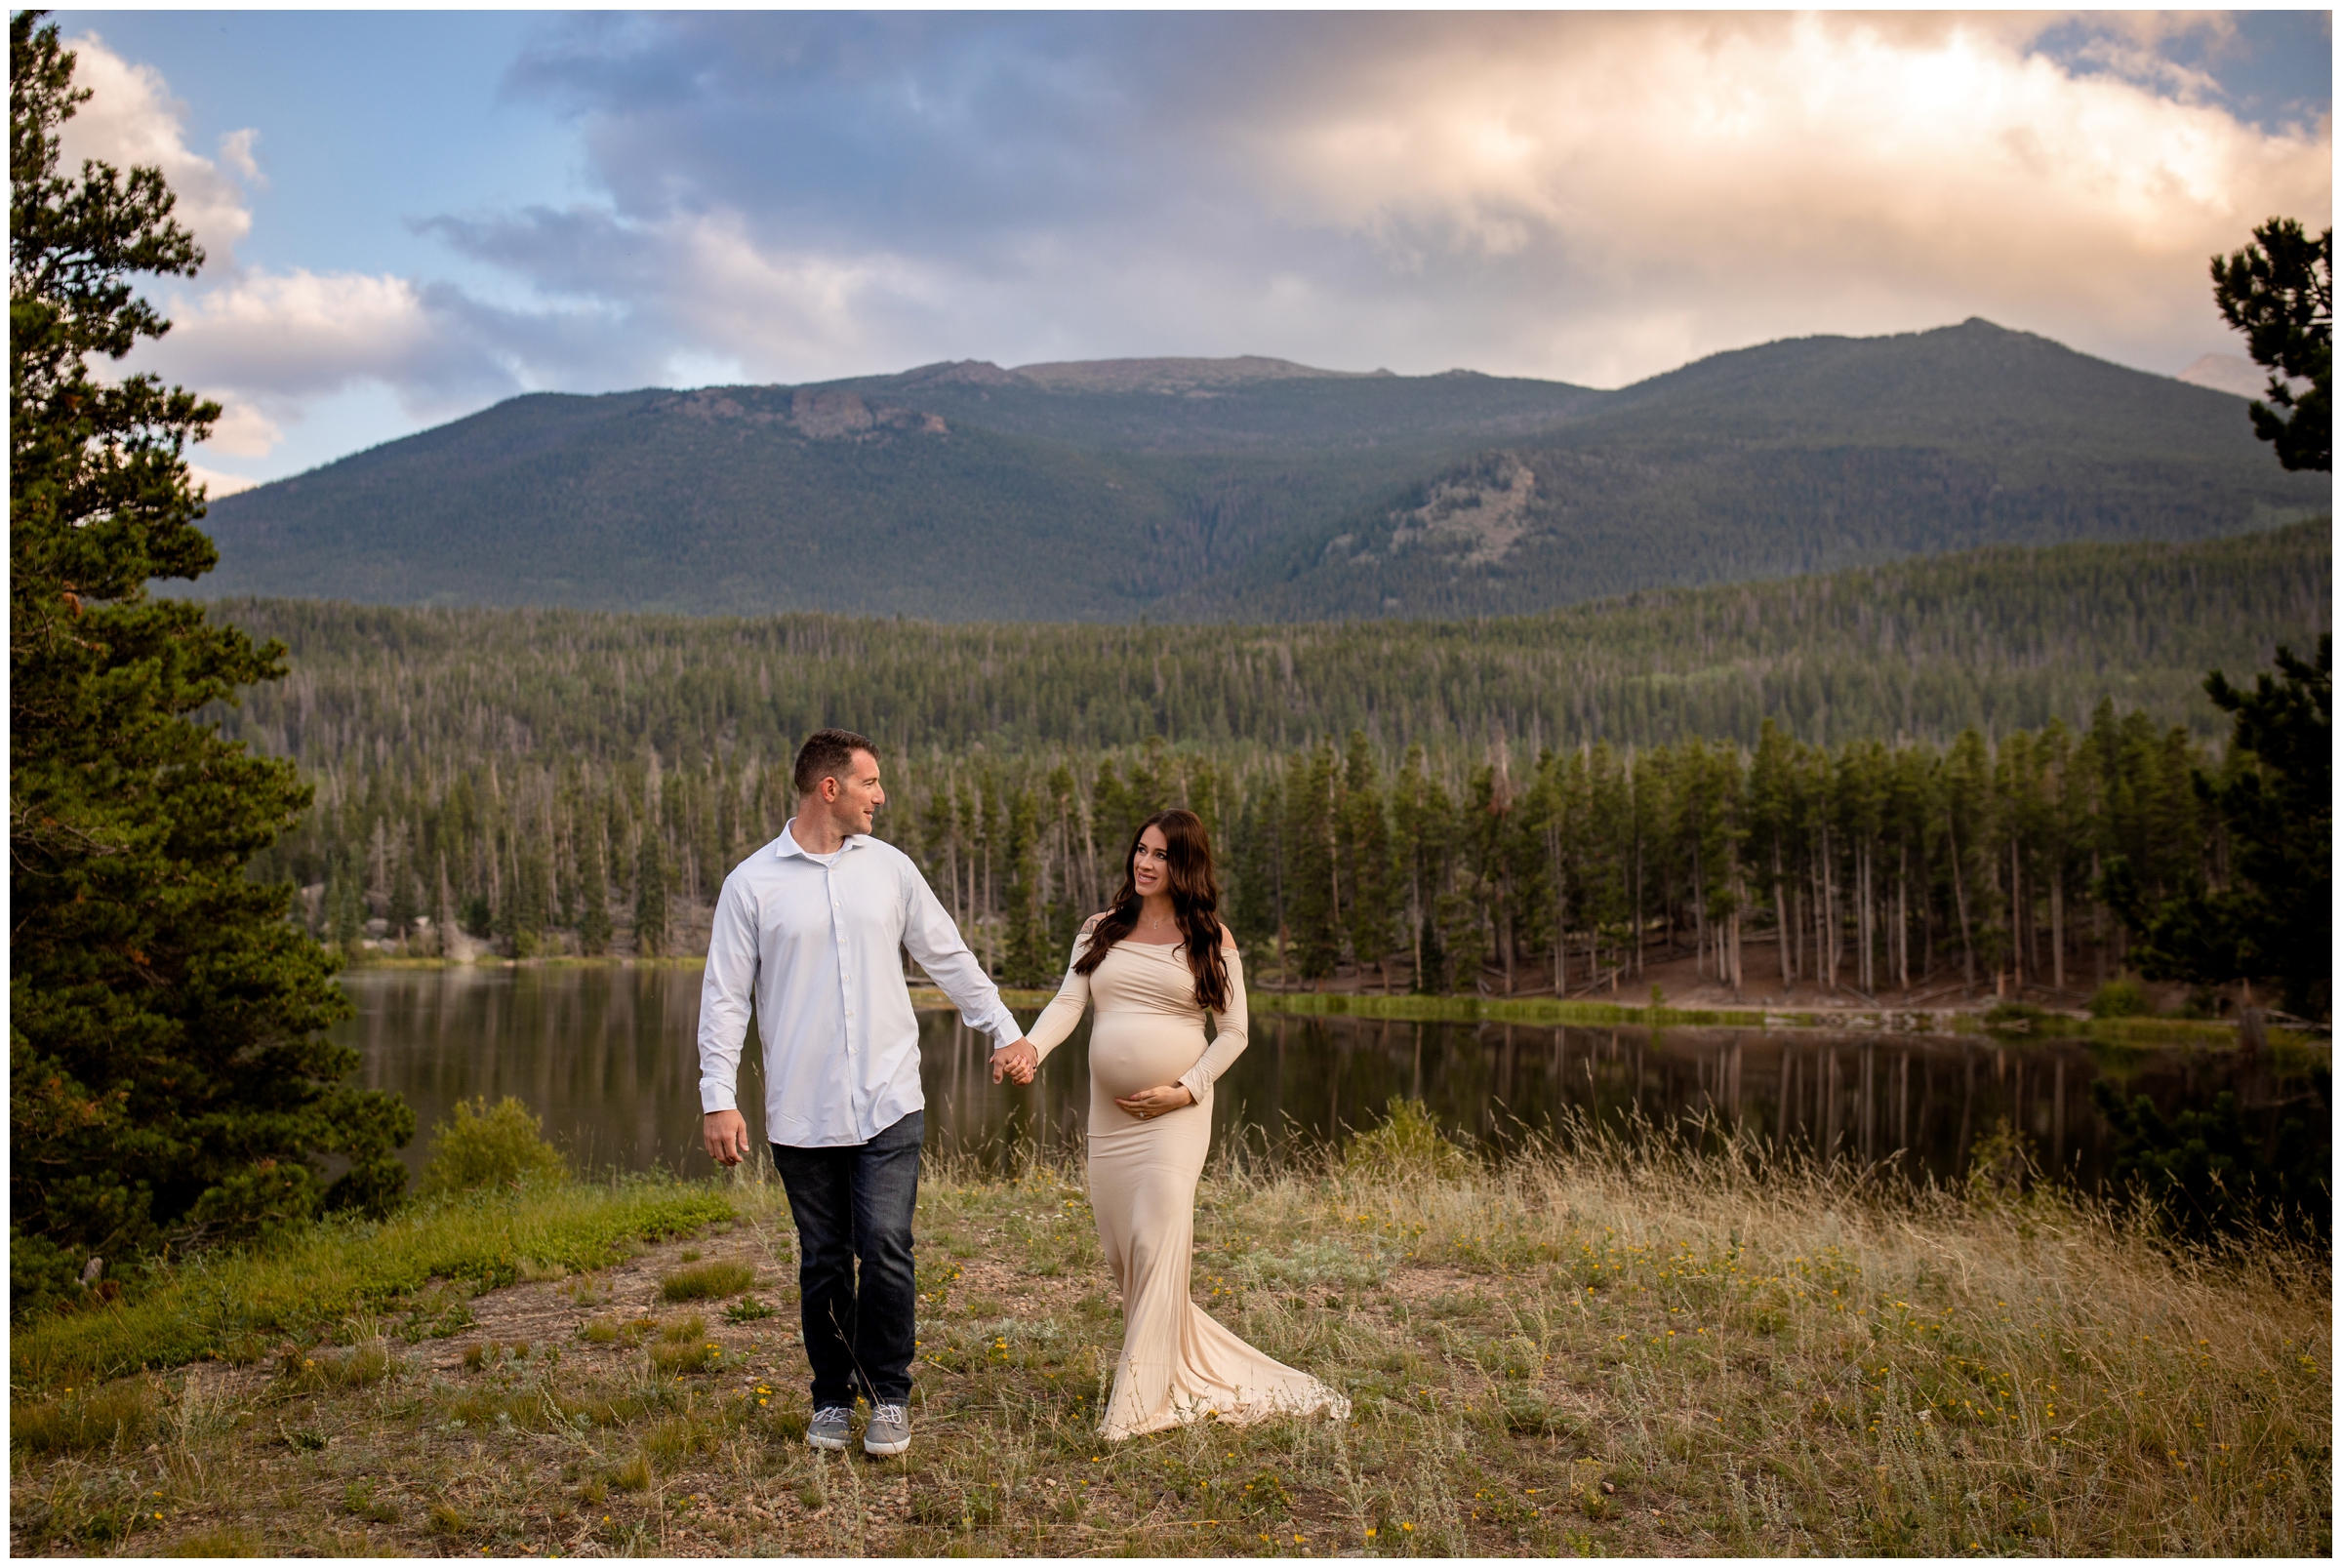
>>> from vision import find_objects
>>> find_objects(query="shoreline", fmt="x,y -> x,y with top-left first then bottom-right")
332,955 -> 2320,1049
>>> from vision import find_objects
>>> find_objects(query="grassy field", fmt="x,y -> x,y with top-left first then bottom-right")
10,1116 -> 2328,1557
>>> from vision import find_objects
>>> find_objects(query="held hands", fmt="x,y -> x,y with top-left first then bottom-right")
1114,1083 -> 1195,1121
703,1108 -> 749,1167
990,1036 -> 1039,1085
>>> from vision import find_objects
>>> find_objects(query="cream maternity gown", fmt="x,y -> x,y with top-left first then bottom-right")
1028,923 -> 1351,1441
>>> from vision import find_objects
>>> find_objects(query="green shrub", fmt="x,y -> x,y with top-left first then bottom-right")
420,1097 -> 567,1195
1344,1097 -> 1471,1182
11,1226 -> 92,1324
723,1294 -> 778,1323
185,1162 -> 322,1247
661,1260 -> 754,1302
2089,977 -> 2154,1019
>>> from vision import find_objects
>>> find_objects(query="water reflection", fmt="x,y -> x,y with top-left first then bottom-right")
340,967 -> 2272,1189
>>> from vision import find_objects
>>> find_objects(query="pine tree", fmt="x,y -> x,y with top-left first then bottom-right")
2114,639 -> 2332,1019
1335,731 -> 1394,984
10,14 -> 410,1312
1392,744 -> 1454,992
1282,743 -> 1341,982
2210,218 -> 2331,472
1226,767 -> 1284,953
1002,788 -> 1053,986
577,824 -> 613,956
633,833 -> 668,958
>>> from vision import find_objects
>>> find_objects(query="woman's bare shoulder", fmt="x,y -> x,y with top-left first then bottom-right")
1217,921 -> 1239,950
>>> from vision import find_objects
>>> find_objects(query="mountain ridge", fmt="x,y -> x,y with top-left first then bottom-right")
186,319 -> 2327,623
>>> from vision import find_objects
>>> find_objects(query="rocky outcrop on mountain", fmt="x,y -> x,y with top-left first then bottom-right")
1387,455 -> 1537,566
656,386 -> 947,440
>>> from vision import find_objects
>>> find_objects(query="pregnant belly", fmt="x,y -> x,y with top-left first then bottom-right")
1087,1013 -> 1204,1101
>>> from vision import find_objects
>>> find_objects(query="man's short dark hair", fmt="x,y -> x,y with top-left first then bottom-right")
794,728 -> 879,797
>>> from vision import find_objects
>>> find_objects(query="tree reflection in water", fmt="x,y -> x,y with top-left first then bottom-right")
341,967 -> 2276,1191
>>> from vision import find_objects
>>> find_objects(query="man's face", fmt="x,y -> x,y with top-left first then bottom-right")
820,750 -> 885,836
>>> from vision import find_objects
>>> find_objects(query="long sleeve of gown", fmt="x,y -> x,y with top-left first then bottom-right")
1025,927 -> 1095,1065
1177,944 -> 1248,1103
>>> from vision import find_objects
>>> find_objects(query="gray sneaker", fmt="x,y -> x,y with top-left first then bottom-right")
863,1402 -> 910,1456
806,1405 -> 853,1452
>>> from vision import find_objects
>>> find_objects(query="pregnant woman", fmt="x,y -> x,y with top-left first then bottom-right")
1001,808 -> 1350,1441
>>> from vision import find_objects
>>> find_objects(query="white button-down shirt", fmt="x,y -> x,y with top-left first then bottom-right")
698,822 -> 1022,1147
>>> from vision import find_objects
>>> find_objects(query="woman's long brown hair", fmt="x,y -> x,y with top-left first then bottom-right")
1072,808 -> 1232,1012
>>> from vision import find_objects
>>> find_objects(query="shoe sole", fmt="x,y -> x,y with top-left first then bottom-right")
862,1434 -> 910,1456
806,1431 -> 849,1452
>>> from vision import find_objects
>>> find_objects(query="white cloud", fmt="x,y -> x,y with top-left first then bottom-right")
184,462 -> 259,500
57,31 -> 255,271
216,128 -> 263,186
148,269 -> 446,397
1237,13 -> 2331,382
203,399 -> 282,459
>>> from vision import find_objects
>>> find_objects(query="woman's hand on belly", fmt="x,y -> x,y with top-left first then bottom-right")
1113,1083 -> 1195,1121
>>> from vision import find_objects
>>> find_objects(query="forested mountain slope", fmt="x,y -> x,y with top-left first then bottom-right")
214,520 -> 2325,775
188,321 -> 2324,622
1206,320 -> 2327,618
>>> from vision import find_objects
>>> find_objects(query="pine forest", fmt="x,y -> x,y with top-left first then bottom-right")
211,521 -> 2328,1002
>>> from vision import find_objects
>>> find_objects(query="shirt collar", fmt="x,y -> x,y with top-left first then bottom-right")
776,820 -> 867,860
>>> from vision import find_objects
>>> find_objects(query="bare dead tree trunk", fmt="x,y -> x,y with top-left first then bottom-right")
1772,839 -> 1792,992
1896,845 -> 1911,993
1819,824 -> 1837,991
1949,817 -> 1974,992
2050,863 -> 2065,993
2010,838 -> 2024,989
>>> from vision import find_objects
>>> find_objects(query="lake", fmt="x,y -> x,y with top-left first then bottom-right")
338,965 -> 2267,1190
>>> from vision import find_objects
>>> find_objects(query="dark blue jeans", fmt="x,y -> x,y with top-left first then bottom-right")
770,1108 -> 921,1409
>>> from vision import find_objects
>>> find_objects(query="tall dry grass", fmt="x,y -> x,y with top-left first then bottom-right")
9,1108 -> 2327,1556
1200,1106 -> 2330,1553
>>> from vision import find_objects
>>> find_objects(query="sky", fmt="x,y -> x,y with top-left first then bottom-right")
41,9 -> 2335,497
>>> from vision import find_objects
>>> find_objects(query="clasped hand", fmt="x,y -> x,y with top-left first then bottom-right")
989,1037 -> 1039,1085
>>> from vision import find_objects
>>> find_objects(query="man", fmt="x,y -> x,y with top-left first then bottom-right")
700,728 -> 1032,1458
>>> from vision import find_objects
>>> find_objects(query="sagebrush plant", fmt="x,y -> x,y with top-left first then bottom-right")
9,1106 -> 2327,1557
418,1097 -> 567,1196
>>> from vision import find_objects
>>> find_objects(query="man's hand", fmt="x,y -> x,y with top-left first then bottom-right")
990,1037 -> 1039,1085
703,1108 -> 749,1167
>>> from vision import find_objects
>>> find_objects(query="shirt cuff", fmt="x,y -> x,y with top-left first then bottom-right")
1177,1065 -> 1212,1103
701,1082 -> 739,1115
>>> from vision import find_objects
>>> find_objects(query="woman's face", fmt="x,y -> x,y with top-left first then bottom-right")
1132,824 -> 1171,899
